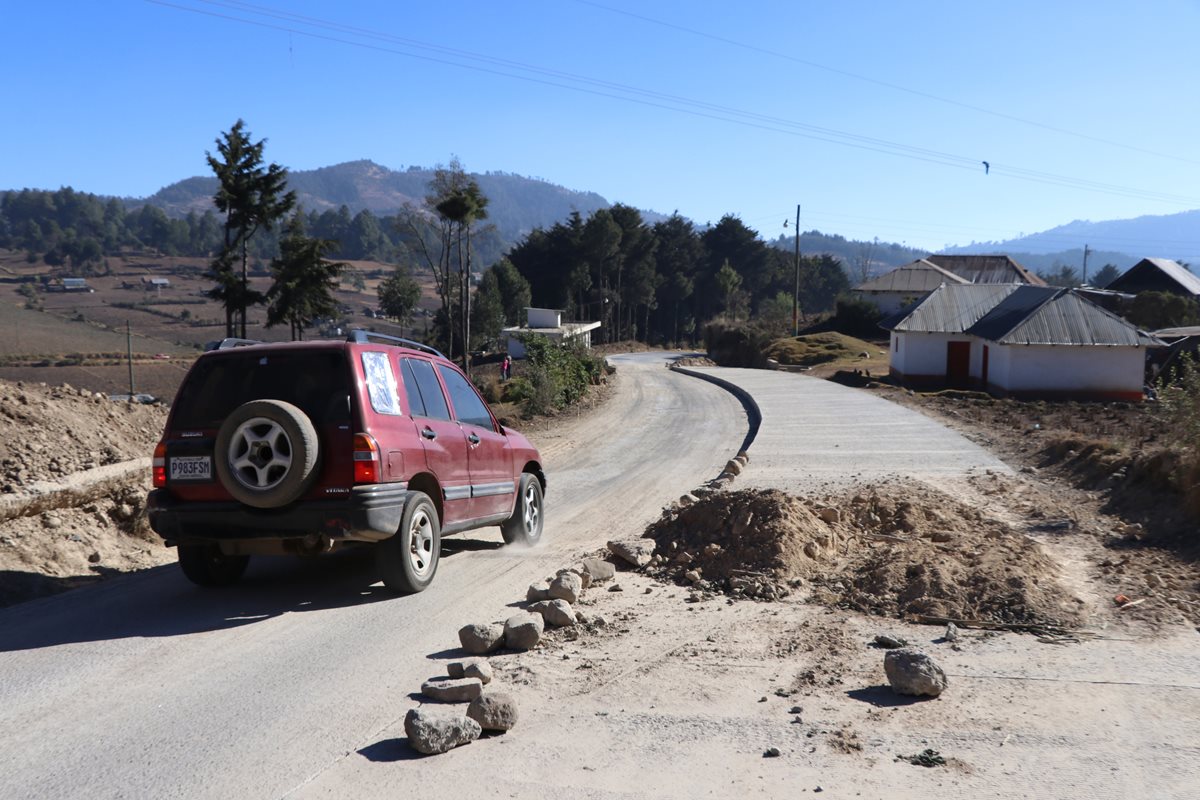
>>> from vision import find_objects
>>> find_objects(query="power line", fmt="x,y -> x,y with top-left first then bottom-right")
147,0 -> 1200,208
573,0 -> 1200,168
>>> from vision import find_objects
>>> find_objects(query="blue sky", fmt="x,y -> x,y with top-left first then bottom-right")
6,0 -> 1200,252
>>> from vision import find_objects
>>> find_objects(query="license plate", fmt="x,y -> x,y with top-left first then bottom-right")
170,456 -> 212,481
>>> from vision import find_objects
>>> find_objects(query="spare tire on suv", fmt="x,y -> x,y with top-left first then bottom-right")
215,399 -> 320,508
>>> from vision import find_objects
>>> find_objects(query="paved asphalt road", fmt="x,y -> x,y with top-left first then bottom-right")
0,354 -> 1007,799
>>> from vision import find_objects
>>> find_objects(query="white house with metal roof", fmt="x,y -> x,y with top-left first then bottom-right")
852,259 -> 969,314
854,254 -> 1044,314
883,284 -> 1162,400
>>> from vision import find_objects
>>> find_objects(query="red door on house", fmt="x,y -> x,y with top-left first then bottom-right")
946,341 -> 971,385
981,345 -> 990,387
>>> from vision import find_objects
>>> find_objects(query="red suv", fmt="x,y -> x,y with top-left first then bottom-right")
148,332 -> 545,593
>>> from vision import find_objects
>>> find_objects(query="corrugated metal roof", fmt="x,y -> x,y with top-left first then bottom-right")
966,286 -> 1059,340
1144,258 -> 1200,294
855,259 -> 969,292
887,284 -> 1163,347
1108,258 -> 1200,296
927,254 -> 1047,286
978,290 -> 1163,346
884,284 -> 1019,333
1153,326 -> 1200,339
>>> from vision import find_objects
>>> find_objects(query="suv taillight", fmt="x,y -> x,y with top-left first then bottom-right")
152,442 -> 167,488
353,433 -> 380,484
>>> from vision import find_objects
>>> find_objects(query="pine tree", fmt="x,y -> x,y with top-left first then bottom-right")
206,120 -> 296,338
266,214 -> 347,341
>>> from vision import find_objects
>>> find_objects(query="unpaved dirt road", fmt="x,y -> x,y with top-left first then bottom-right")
0,353 -> 744,800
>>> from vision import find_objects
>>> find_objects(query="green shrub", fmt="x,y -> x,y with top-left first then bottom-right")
831,294 -> 885,338
514,334 -> 608,415
1158,353 -> 1200,450
703,320 -> 775,368
502,377 -> 534,405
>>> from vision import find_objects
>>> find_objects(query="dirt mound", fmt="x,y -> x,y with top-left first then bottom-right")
0,380 -> 167,491
646,490 -> 839,596
0,378 -> 172,606
645,482 -> 1082,627
0,478 -> 167,607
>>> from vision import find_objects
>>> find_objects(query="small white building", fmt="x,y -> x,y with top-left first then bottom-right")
501,307 -> 602,359
884,284 -> 1162,400
853,258 -> 968,314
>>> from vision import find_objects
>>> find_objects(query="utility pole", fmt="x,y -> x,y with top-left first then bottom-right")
1082,243 -> 1091,285
792,204 -> 801,337
126,321 -> 134,400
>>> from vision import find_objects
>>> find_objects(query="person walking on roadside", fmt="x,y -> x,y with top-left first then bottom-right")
501,354 -> 511,381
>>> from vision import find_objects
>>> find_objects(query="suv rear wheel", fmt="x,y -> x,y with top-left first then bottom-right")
178,543 -> 250,587
501,473 -> 543,546
377,491 -> 441,593
215,400 -> 320,509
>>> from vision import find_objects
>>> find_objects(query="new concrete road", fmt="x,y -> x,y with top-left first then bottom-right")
679,365 -> 1010,491
0,355 -> 1005,799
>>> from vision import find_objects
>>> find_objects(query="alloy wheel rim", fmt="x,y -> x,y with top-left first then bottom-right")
408,509 -> 434,577
523,486 -> 540,536
228,417 -> 293,489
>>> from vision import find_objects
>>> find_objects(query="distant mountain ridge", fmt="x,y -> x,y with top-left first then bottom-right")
943,208 -> 1200,269
142,159 -> 620,241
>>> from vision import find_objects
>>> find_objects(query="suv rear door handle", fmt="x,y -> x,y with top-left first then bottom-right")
467,432 -> 480,445
421,427 -> 437,440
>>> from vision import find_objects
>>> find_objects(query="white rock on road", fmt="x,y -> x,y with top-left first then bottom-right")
421,677 -> 484,702
447,658 -> 494,684
607,539 -> 656,567
528,599 -> 576,627
581,557 -> 616,583
458,623 -> 506,655
504,612 -> 544,651
466,692 -> 519,732
404,708 -> 482,755
884,649 -> 948,697
549,571 -> 583,604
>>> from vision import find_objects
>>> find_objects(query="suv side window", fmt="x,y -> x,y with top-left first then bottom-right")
400,358 -> 426,417
437,364 -> 494,430
401,357 -> 451,420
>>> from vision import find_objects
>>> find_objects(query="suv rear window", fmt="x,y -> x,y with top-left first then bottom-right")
171,350 -> 352,427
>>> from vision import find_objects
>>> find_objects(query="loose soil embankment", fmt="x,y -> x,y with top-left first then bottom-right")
873,386 -> 1200,625
644,481 -> 1083,628
0,380 -> 169,606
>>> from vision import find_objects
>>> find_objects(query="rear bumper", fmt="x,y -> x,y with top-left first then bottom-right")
148,483 -> 409,544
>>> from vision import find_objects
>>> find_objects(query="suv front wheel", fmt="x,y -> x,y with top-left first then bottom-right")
501,473 -> 543,547
377,491 -> 441,593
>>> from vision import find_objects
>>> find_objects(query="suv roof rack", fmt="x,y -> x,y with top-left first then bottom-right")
206,338 -> 263,351
346,330 -> 447,359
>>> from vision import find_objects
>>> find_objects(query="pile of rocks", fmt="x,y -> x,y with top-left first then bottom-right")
688,451 -> 750,502
405,556 -> 618,755
405,656 -> 519,755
